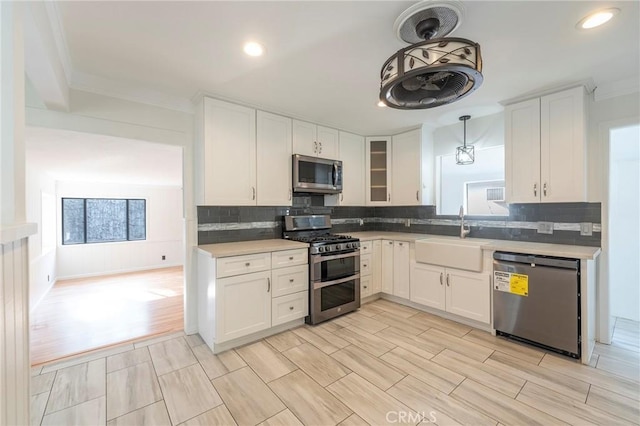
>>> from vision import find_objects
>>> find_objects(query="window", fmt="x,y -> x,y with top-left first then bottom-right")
437,145 -> 508,216
62,198 -> 146,245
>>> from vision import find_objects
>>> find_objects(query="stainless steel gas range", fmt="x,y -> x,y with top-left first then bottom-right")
283,215 -> 360,325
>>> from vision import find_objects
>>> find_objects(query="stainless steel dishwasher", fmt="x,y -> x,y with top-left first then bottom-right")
493,252 -> 580,359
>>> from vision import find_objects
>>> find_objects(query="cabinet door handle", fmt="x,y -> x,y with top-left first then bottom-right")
245,262 -> 250,267
314,141 -> 318,153
252,187 -> 256,200
446,274 -> 450,287
543,183 -> 547,197
416,190 -> 419,201
439,272 -> 443,285
340,193 -> 344,202
289,256 -> 294,260
533,183 -> 537,197
398,242 -> 403,246
289,306 -> 294,310
288,189 -> 292,201
267,277 -> 271,292
289,278 -> 294,283
388,193 -> 391,202
319,142 -> 323,153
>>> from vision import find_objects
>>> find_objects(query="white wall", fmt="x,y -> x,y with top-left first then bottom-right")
25,164 -> 57,311
56,181 -> 184,279
609,125 -> 640,322
589,91 -> 640,341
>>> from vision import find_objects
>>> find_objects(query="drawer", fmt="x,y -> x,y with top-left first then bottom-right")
216,252 -> 271,278
272,249 -> 308,269
360,241 -> 372,253
272,264 -> 308,298
272,291 -> 308,326
361,276 -> 372,298
360,253 -> 372,277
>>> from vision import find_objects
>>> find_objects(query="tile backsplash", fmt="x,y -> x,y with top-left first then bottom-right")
198,199 -> 601,247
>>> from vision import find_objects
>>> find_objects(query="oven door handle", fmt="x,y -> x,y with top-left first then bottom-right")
312,250 -> 359,263
313,274 -> 360,290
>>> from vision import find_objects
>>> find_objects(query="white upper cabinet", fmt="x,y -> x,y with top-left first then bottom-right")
540,87 -> 587,202
293,120 -> 339,158
366,137 -> 392,205
257,111 -> 293,206
392,129 -> 423,205
505,86 -> 587,203
505,98 -> 541,203
202,98 -> 257,205
338,131 -> 365,206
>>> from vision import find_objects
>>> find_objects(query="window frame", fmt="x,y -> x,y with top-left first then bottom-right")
61,197 -> 147,245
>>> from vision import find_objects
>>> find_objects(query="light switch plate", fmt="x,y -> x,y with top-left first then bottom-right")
537,222 -> 554,234
580,222 -> 593,236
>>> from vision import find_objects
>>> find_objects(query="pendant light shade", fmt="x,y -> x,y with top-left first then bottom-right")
456,115 -> 474,165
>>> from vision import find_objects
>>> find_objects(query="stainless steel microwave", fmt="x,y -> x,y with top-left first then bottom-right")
292,154 -> 343,194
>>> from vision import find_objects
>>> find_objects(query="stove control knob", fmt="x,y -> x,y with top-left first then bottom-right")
319,247 -> 324,252
335,244 -> 341,250
346,243 -> 352,248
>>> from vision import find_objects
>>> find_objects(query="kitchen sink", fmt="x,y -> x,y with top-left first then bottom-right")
415,237 -> 490,272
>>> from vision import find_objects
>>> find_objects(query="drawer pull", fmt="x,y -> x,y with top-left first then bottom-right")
267,278 -> 271,292
289,278 -> 295,283
289,256 -> 294,260
439,272 -> 443,286
364,285 -> 368,289
245,262 -> 250,267
363,264 -> 367,268
446,274 -> 450,287
289,306 -> 294,310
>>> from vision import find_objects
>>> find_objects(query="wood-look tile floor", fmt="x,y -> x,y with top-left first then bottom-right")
30,301 -> 640,426
31,266 -> 184,365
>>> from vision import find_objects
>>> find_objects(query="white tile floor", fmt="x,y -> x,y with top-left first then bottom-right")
30,301 -> 640,425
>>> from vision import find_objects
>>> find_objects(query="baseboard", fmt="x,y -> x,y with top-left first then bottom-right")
56,263 -> 183,281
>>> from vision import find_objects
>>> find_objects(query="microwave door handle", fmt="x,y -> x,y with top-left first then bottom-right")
332,163 -> 338,187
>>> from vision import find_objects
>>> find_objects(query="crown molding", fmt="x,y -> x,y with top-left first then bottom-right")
593,77 -> 640,102
500,79 -> 596,106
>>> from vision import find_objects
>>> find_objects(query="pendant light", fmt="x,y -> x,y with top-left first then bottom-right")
456,115 -> 474,165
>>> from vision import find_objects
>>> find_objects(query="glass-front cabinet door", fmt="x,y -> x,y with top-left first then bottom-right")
366,137 -> 392,205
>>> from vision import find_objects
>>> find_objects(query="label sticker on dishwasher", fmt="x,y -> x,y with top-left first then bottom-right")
493,271 -> 529,296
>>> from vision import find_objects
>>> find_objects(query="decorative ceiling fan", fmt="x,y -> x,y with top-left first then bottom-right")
379,1 -> 483,109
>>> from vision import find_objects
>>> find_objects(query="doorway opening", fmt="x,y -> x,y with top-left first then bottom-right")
608,124 -> 640,350
26,127 -> 185,365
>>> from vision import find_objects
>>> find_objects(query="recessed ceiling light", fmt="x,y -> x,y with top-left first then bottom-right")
576,8 -> 619,30
243,41 -> 265,57
377,101 -> 387,107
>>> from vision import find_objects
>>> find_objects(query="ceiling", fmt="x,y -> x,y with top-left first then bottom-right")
26,127 -> 183,186
37,1 -> 640,135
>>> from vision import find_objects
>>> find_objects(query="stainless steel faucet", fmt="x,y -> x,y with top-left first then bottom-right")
459,205 -> 470,238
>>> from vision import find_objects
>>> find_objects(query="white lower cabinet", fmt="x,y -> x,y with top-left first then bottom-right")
381,240 -> 394,293
410,263 -> 446,311
360,275 -> 373,298
272,291 -> 308,326
380,239 -> 410,298
410,263 -> 490,324
198,247 -> 308,351
216,271 -> 272,342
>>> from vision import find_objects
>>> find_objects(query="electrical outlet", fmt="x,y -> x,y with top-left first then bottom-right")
162,255 -> 166,260
537,222 -> 554,234
580,222 -> 593,236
